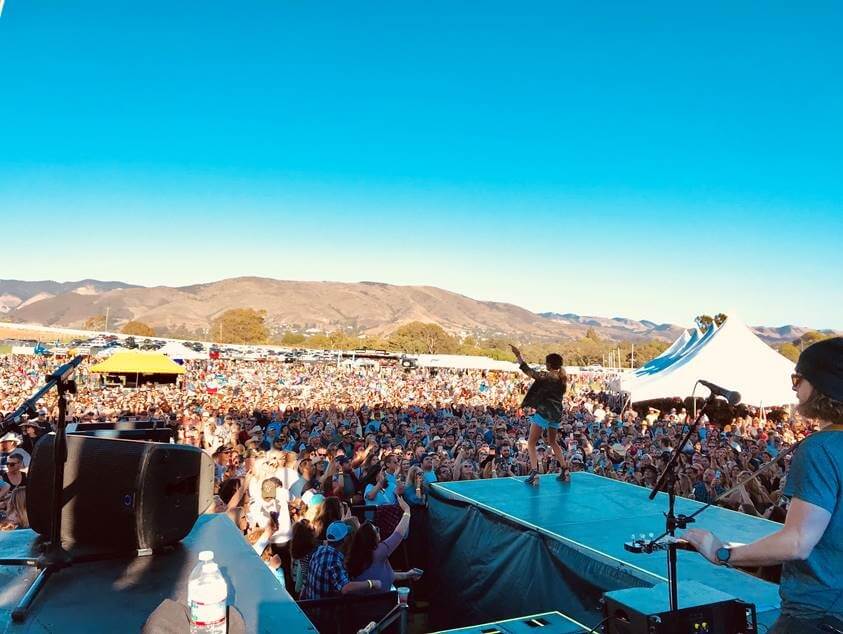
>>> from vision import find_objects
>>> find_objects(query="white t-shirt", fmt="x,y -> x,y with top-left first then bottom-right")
276,466 -> 299,491
249,489 -> 292,545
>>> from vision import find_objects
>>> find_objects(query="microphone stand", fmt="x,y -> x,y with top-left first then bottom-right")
647,438 -> 799,545
646,390 -> 717,613
0,356 -> 86,622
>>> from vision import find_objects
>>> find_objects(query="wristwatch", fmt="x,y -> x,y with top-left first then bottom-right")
715,546 -> 732,565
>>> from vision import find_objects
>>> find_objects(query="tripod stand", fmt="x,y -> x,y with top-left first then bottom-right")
643,392 -> 717,612
0,356 -> 84,622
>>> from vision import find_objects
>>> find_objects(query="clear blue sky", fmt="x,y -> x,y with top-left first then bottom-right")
1,1 -> 841,329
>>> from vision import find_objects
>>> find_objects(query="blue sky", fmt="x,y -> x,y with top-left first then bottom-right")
1,1 -> 841,329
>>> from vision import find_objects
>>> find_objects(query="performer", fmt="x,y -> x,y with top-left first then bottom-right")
683,337 -> 843,634
509,345 -> 568,485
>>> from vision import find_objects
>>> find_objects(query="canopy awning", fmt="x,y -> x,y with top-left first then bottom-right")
619,315 -> 795,406
90,351 -> 186,375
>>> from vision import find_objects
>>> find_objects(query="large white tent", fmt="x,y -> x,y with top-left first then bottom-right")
158,341 -> 209,361
620,316 -> 796,406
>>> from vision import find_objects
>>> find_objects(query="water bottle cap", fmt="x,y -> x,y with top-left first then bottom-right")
202,563 -> 219,574
198,551 -> 214,561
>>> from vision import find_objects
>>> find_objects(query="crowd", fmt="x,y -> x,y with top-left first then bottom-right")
0,352 -> 815,593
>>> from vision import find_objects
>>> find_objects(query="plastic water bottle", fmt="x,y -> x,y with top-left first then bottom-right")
190,551 -> 215,581
188,562 -> 227,634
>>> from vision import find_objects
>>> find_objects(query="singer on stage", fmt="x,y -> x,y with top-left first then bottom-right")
509,345 -> 568,485
683,338 -> 843,634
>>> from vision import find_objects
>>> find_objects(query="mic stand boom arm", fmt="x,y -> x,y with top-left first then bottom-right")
647,438 -> 800,545
0,355 -> 85,623
647,389 -> 718,613
0,357 -> 85,432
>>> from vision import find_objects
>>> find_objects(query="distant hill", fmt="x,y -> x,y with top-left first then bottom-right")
0,279 -> 139,315
1,277 -> 836,345
539,312 -> 684,342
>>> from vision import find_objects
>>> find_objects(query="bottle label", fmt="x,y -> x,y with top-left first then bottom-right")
189,599 -> 226,627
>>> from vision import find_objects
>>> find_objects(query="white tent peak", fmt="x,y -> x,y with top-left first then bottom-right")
621,313 -> 796,406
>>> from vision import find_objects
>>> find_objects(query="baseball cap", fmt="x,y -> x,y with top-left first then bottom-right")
261,479 -> 279,501
326,521 -> 350,543
796,337 -> 843,402
302,491 -> 325,507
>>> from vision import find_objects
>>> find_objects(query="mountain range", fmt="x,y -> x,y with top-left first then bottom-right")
0,277 -> 837,345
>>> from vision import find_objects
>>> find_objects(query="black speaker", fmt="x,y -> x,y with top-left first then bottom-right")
67,420 -> 176,443
27,434 -> 214,551
603,581 -> 757,634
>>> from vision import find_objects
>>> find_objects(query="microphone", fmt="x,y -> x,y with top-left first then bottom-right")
699,380 -> 741,406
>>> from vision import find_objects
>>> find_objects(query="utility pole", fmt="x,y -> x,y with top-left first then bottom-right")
105,306 -> 110,332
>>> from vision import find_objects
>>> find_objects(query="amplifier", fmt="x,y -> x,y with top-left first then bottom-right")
604,581 -> 757,634
66,419 -> 175,443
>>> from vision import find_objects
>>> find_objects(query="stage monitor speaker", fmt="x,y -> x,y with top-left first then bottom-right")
27,434 -> 214,551
66,420 -> 175,443
603,581 -> 757,634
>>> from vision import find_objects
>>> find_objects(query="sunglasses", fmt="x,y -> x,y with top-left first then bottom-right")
791,373 -> 803,389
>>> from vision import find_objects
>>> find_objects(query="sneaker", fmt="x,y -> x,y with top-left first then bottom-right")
525,470 -> 539,485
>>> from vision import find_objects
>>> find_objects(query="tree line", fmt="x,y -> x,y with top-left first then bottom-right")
82,308 -> 671,367
88,308 -> 838,368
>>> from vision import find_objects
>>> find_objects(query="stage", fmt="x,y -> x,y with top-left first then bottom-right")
0,514 -> 316,633
427,472 -> 782,631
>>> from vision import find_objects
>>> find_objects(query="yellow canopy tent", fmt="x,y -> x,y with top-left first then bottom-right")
90,351 -> 185,387
90,351 -> 186,375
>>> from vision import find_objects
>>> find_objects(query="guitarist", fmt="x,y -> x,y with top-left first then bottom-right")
684,338 -> 843,634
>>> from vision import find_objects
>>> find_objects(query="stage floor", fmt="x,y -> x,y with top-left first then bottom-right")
433,472 -> 782,618
0,514 -> 316,633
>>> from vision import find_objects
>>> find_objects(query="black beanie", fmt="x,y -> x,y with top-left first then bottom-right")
796,337 -> 843,403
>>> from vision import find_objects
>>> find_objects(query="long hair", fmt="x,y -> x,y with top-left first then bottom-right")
345,522 -> 379,579
7,487 -> 28,529
312,496 -> 344,541
290,519 -> 317,560
798,388 -> 843,424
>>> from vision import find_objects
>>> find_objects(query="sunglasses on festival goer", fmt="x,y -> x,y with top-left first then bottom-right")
791,373 -> 803,389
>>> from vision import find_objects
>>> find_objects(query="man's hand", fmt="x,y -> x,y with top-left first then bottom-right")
509,345 -> 522,360
269,554 -> 283,571
682,528 -> 724,564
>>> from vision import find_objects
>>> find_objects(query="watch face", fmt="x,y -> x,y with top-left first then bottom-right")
716,547 -> 730,563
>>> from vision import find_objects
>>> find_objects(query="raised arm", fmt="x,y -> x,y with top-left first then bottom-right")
393,495 -> 412,539
510,345 -> 539,380
452,449 -> 466,482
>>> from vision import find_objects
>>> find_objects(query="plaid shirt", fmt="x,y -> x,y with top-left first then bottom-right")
300,544 -> 349,600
